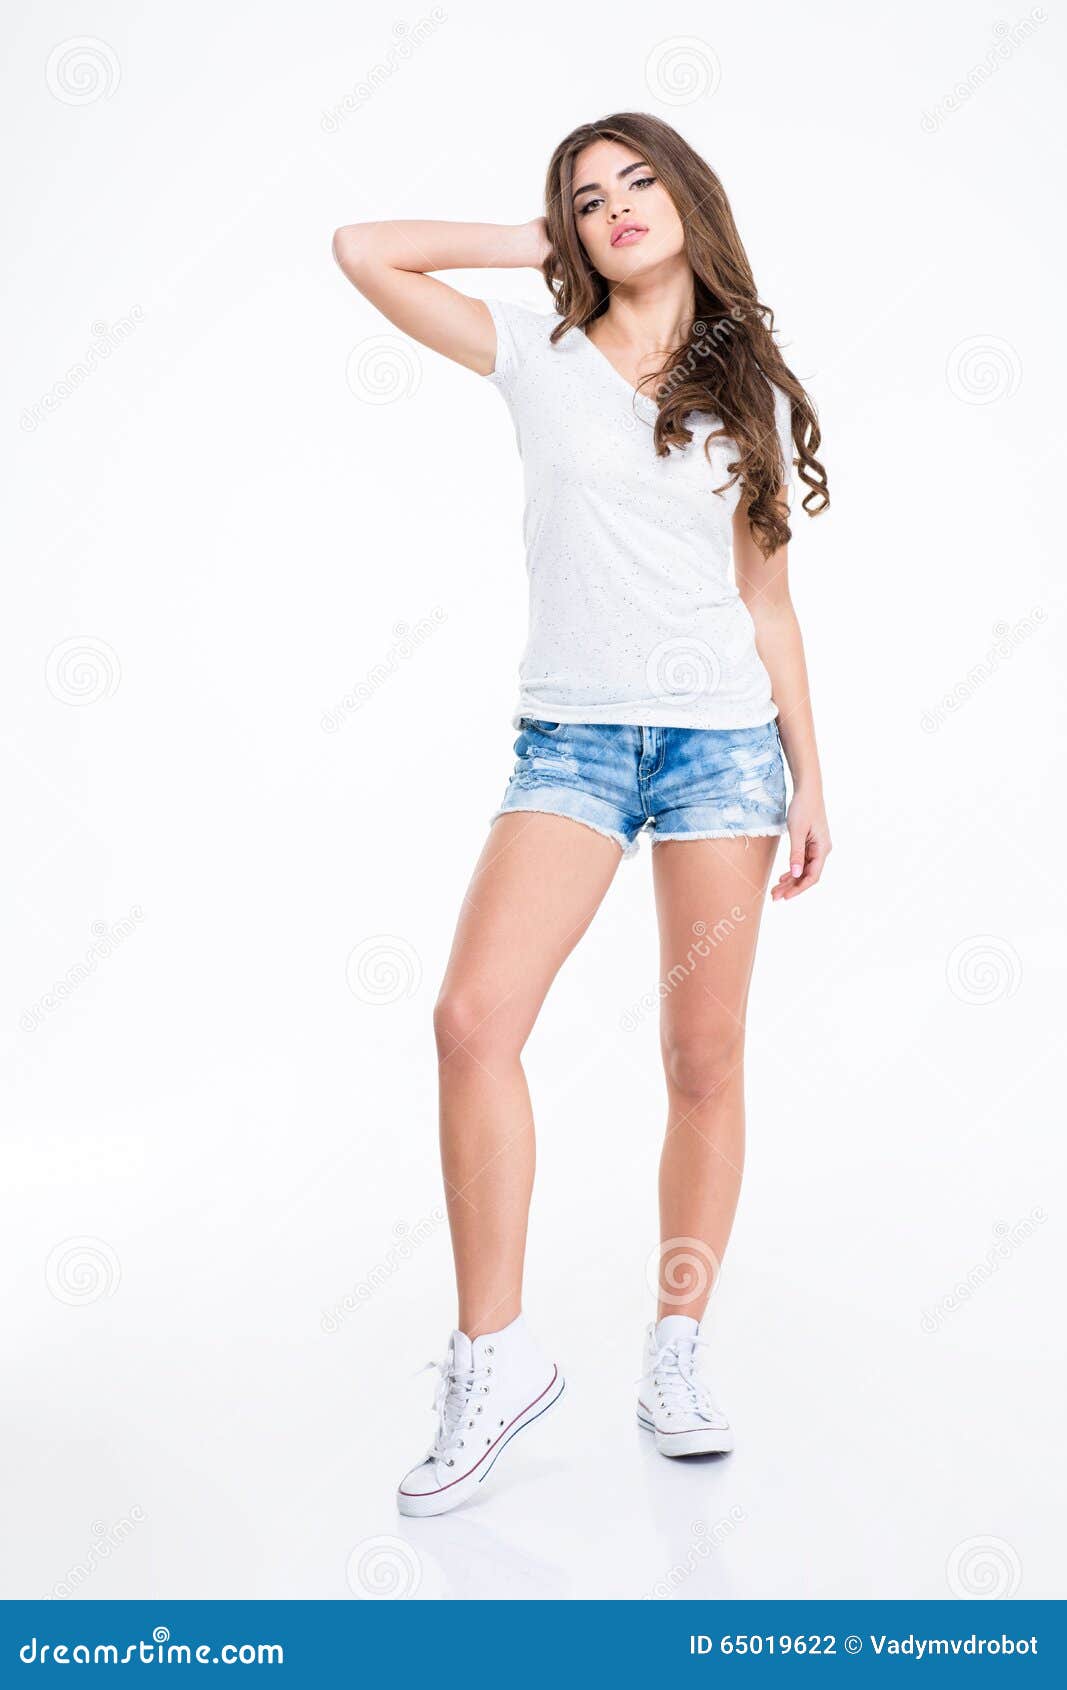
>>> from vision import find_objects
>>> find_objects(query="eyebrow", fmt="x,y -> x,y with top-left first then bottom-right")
571,160 -> 651,201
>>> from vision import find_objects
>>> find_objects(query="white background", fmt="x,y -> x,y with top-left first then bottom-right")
3,0 -> 1064,1602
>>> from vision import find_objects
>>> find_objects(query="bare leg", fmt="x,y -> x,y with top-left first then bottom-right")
435,813 -> 621,1337
650,836 -> 778,1321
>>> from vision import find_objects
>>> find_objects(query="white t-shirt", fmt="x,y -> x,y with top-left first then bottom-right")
484,297 -> 794,730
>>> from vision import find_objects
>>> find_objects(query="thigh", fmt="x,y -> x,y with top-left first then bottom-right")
438,812 -> 622,1051
651,836 -> 779,1043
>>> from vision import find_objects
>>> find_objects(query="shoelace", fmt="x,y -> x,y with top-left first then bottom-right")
643,1336 -> 721,1420
419,1355 -> 494,1464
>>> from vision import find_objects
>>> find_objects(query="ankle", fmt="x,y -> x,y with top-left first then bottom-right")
656,1307 -> 705,1326
457,1304 -> 523,1342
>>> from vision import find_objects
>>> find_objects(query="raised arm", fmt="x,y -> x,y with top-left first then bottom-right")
331,219 -> 550,375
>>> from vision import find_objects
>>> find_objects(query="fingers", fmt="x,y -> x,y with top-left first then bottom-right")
787,824 -> 807,884
772,834 -> 831,900
771,825 -> 807,901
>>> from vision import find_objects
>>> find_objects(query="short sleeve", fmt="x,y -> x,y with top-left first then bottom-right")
483,297 -> 522,394
771,381 -> 795,497
481,297 -> 557,399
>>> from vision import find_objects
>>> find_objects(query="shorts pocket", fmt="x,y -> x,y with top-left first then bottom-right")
521,717 -> 564,735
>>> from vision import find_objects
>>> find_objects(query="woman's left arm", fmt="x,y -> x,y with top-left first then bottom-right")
733,503 -> 832,900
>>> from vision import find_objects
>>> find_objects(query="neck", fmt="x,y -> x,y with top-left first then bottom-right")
594,259 -> 696,355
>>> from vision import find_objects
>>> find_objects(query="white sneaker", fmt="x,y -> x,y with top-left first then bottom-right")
396,1313 -> 565,1517
637,1314 -> 734,1456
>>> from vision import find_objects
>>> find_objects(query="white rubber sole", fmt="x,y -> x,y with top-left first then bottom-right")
637,1405 -> 734,1457
396,1368 -> 566,1518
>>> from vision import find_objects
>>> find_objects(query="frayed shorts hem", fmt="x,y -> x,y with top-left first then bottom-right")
489,800 -> 636,858
651,823 -> 788,844
490,798 -> 787,859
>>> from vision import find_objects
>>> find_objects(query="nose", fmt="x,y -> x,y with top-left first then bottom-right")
608,202 -> 631,222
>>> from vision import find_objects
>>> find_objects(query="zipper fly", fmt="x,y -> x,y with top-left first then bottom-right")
638,727 -> 664,801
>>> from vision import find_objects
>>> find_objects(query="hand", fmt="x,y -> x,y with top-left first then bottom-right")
772,790 -> 832,901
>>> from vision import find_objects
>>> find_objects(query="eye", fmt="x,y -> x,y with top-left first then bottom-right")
577,197 -> 604,217
632,175 -> 657,190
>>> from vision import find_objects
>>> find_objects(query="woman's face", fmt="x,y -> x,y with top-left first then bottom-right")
569,139 -> 686,283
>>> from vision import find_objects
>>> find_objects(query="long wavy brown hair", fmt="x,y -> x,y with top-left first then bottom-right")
543,112 -> 829,556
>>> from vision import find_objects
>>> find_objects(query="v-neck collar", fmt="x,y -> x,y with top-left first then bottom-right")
573,325 -> 659,415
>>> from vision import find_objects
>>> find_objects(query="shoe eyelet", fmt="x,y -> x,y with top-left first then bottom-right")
499,1419 -> 504,1427
485,1437 -> 491,1445
447,1458 -> 455,1466
486,1345 -> 494,1355
476,1406 -> 483,1414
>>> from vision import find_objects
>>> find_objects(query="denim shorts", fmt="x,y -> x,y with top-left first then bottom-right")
492,719 -> 788,859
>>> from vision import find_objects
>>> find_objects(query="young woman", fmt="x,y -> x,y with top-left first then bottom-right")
333,112 -> 830,1518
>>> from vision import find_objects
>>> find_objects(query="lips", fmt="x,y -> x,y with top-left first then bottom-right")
611,223 -> 648,248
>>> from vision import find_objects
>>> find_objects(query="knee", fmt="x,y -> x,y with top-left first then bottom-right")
433,987 -> 516,1063
433,988 -> 482,1056
664,1030 -> 745,1102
